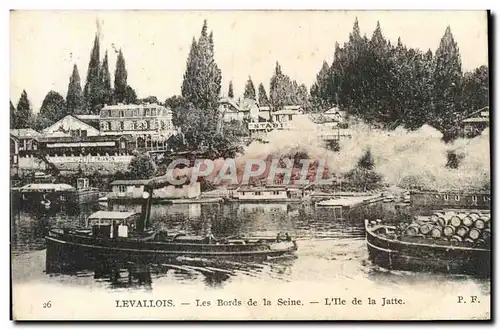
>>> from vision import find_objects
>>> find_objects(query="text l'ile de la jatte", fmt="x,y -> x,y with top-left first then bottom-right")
114,296 -> 409,308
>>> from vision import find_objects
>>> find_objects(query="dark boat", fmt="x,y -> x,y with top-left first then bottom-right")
364,220 -> 490,277
45,176 -> 298,264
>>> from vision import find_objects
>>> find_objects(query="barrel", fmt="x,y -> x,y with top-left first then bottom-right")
464,238 -> 475,244
404,224 -> 420,236
462,216 -> 474,227
431,212 -> 445,223
443,225 -> 455,237
449,215 -> 462,228
456,226 -> 469,238
473,218 -> 486,230
450,235 -> 463,242
468,228 -> 481,240
419,223 -> 433,235
481,229 -> 491,241
430,226 -> 442,238
437,217 -> 447,227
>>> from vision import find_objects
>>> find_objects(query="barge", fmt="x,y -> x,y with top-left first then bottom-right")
46,176 -> 298,265
365,214 -> 491,277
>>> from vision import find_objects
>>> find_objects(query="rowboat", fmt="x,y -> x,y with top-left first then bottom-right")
45,176 -> 298,265
364,219 -> 490,277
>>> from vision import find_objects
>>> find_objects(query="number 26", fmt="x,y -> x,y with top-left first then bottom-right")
43,301 -> 51,308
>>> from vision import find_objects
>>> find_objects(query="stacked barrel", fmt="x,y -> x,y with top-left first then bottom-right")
400,211 -> 491,247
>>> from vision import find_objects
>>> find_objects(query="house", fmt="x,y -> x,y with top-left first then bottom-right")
462,106 -> 489,138
234,186 -> 289,201
108,179 -> 201,200
239,98 -> 260,121
323,106 -> 347,123
75,114 -> 101,130
99,103 -> 175,150
271,108 -> 303,123
218,97 -> 242,122
258,106 -> 271,121
10,128 -> 43,166
43,115 -> 101,137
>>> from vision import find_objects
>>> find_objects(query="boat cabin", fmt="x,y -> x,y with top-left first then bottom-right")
86,211 -> 140,239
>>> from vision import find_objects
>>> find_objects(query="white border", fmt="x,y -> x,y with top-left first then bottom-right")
2,1 -> 498,329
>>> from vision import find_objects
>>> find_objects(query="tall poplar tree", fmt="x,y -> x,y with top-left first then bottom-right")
432,26 -> 463,141
39,91 -> 66,124
83,34 -> 101,113
180,20 -> 222,111
114,49 -> 128,104
16,90 -> 33,128
243,76 -> 256,100
100,50 -> 113,106
228,81 -> 234,98
10,101 -> 16,128
66,64 -> 84,114
258,83 -> 269,106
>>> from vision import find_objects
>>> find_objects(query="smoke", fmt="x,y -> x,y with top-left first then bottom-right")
240,116 -> 490,191
163,115 -> 489,191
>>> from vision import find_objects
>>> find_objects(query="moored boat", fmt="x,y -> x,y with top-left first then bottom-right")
364,219 -> 490,277
45,176 -> 298,265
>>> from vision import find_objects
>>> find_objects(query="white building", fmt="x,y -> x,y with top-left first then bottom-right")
43,115 -> 100,137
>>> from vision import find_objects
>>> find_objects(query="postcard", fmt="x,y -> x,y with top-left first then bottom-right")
10,10 -> 490,320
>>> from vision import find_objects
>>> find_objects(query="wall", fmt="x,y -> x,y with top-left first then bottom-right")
410,191 -> 491,211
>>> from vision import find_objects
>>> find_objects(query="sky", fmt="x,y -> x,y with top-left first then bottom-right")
10,10 -> 489,112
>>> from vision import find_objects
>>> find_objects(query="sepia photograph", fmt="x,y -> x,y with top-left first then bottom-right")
9,9 -> 490,320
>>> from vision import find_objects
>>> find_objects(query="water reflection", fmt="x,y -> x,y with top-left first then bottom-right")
11,199 -> 444,291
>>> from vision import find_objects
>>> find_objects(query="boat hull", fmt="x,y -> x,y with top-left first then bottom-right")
45,232 -> 298,269
365,222 -> 490,277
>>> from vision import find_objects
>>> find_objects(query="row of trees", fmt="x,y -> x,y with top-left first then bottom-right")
225,67 -> 310,111
310,19 -> 489,141
11,33 -> 139,130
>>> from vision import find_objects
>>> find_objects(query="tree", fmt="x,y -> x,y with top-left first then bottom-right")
228,81 -> 234,98
181,20 -> 222,111
310,61 -> 332,110
114,49 -> 128,104
127,153 -> 156,180
39,91 -> 66,124
100,51 -> 113,106
140,96 -> 159,104
10,101 -> 16,128
431,26 -> 463,141
461,65 -> 489,113
258,83 -> 269,106
243,76 -> 256,100
124,85 -> 137,104
358,149 -> 375,170
83,34 -> 101,113
15,90 -> 33,128
66,64 -> 84,114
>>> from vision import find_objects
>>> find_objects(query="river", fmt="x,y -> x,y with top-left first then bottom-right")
11,203 -> 491,318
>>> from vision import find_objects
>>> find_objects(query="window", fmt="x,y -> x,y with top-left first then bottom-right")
126,110 -> 133,117
120,141 -> 126,149
120,110 -> 124,117
101,123 -> 107,131
107,122 -> 111,131
118,186 -> 126,193
472,195 -> 478,201
444,195 -> 449,200
161,121 -> 165,130
133,121 -> 138,130
146,120 -> 151,130
120,121 -> 124,130
255,192 -> 261,196
134,108 -> 139,116
145,108 -> 150,116
288,115 -> 293,121
81,130 -> 87,137
151,109 -> 157,116
454,195 -> 460,201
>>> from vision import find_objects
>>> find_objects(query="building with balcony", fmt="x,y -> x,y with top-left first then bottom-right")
99,103 -> 175,150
